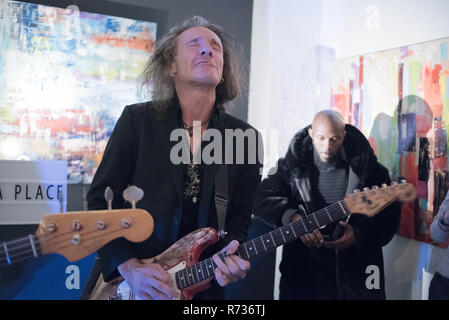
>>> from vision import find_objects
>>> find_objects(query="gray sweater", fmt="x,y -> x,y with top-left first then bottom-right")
430,192 -> 449,278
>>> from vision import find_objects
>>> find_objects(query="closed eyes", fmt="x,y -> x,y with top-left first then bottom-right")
186,38 -> 222,52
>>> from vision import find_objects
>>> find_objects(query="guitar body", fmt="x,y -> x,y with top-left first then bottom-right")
90,227 -> 219,300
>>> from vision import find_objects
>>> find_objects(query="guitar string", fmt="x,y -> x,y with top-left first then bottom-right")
243,201 -> 347,256
0,226 -> 128,263
0,227 -> 111,258
0,235 -> 42,266
2,231 -> 81,255
185,197 -> 358,284
179,225 -> 307,287
181,202 -> 346,273
177,201 -> 350,288
0,226 -> 129,266
0,215 -> 140,255
2,237 -> 41,256
0,207 -> 147,248
1,235 -> 40,246
246,201 -> 348,254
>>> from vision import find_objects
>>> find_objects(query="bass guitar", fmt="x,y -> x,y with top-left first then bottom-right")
0,186 -> 154,267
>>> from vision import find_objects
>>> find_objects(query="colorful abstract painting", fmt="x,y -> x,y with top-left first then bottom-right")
0,0 -> 156,183
331,37 -> 449,248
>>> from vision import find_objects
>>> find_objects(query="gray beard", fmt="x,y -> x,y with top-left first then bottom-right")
313,149 -> 343,171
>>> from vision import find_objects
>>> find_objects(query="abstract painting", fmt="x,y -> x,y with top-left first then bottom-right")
330,36 -> 449,247
0,0 -> 157,183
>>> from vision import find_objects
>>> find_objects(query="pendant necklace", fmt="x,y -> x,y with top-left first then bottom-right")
183,120 -> 210,137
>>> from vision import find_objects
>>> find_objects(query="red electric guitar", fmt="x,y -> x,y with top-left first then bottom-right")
91,182 -> 416,300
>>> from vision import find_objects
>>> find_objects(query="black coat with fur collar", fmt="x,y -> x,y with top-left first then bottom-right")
253,124 -> 401,299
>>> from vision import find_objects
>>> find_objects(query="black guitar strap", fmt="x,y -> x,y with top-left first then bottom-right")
81,255 -> 101,300
214,164 -> 228,238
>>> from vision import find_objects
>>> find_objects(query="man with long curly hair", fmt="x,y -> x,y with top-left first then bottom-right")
87,16 -> 262,300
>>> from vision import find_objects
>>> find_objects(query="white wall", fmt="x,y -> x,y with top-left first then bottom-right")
249,0 -> 327,298
320,0 -> 449,59
250,0 -> 449,299
249,0 -> 329,158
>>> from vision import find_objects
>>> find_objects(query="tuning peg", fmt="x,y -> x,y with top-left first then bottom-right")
71,234 -> 82,245
96,220 -> 107,230
372,185 -> 379,190
381,183 -> 387,188
123,185 -> 144,209
46,223 -> 57,233
121,218 -> 132,229
401,179 -> 406,184
392,182 -> 398,186
104,187 -> 114,210
72,220 -> 83,231
353,189 -> 360,193
363,187 -> 370,191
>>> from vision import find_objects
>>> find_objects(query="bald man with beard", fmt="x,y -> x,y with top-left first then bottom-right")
253,110 -> 401,300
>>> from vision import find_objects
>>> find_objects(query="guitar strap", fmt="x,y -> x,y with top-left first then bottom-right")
81,255 -> 102,300
214,164 -> 228,238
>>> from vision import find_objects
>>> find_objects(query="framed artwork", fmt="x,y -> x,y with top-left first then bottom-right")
330,36 -> 449,248
0,0 -> 159,183
0,0 -> 165,300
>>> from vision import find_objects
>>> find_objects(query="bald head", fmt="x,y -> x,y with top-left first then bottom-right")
312,110 -> 345,132
308,110 -> 346,163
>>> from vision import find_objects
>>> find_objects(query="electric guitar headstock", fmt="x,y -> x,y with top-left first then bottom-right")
36,186 -> 153,262
344,181 -> 416,217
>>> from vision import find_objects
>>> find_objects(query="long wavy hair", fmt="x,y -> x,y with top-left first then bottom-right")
139,16 -> 247,111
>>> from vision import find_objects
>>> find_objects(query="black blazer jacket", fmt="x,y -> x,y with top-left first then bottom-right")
87,98 -> 262,282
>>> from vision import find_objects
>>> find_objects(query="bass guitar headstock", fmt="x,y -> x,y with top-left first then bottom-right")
37,185 -> 153,262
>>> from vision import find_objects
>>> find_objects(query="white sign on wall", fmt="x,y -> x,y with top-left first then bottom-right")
0,160 -> 67,224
